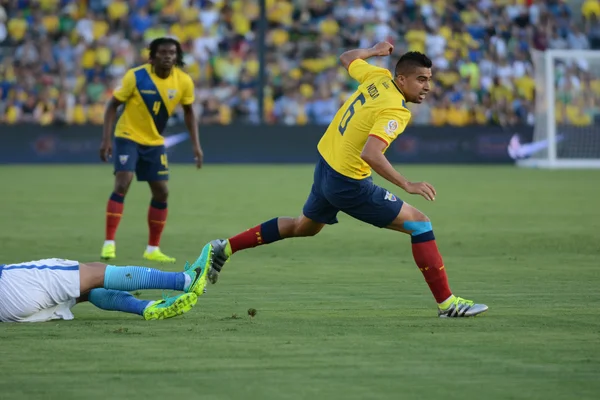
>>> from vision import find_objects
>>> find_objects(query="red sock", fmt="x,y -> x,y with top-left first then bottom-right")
148,200 -> 168,247
412,238 -> 453,303
229,218 -> 282,254
105,192 -> 124,241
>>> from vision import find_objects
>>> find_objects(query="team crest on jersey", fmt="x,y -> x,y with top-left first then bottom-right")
119,155 -> 129,165
384,120 -> 398,136
168,89 -> 177,100
384,191 -> 397,202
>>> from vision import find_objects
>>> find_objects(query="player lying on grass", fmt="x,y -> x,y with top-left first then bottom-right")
99,37 -> 204,263
203,42 -> 488,318
0,245 -> 211,323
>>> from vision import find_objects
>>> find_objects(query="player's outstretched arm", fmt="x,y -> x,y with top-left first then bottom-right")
182,104 -> 203,169
99,97 -> 123,162
361,137 -> 436,201
339,41 -> 394,70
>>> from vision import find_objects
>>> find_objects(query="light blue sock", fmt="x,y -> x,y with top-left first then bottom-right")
104,265 -> 186,291
88,289 -> 151,316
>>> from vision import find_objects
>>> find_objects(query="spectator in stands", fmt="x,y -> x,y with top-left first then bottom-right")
0,0 -> 598,128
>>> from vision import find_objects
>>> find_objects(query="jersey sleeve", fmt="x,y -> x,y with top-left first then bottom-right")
180,75 -> 195,106
348,59 -> 392,84
113,70 -> 136,102
369,108 -> 411,147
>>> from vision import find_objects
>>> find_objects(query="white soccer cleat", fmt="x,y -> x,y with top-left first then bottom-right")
438,297 -> 488,318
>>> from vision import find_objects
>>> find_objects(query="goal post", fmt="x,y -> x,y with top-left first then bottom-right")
517,49 -> 600,169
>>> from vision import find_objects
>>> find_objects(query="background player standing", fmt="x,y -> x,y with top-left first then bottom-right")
99,37 -> 203,263
204,42 -> 488,318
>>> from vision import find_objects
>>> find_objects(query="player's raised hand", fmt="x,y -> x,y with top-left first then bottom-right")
99,139 -> 112,162
403,182 -> 436,201
372,41 -> 394,57
193,146 -> 204,169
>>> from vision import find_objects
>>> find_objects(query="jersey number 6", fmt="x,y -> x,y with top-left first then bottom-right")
338,93 -> 366,135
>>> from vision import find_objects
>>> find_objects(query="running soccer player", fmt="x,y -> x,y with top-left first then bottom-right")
0,245 -> 212,323
99,37 -> 203,263
203,42 -> 488,318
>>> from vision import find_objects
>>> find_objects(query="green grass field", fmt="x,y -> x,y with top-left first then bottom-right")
0,164 -> 599,400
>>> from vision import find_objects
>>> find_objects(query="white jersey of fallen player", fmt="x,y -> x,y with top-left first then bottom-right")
0,258 -> 80,323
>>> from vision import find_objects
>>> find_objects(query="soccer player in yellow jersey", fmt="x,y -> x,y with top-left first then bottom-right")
99,38 -> 204,263
204,42 -> 488,318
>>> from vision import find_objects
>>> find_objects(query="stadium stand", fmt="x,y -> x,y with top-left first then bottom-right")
0,0 -> 598,127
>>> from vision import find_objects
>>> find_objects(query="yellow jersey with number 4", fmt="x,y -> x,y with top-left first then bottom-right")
317,59 -> 411,179
113,64 -> 195,146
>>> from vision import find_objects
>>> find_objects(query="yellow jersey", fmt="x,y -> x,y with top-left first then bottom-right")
113,64 -> 195,146
317,59 -> 411,179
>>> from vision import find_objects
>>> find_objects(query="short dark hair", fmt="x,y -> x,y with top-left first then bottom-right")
394,52 -> 432,76
149,37 -> 185,68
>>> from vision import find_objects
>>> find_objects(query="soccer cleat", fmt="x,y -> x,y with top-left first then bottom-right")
143,248 -> 176,263
207,239 -> 231,284
101,243 -> 116,260
438,296 -> 488,318
183,243 -> 212,296
143,292 -> 198,320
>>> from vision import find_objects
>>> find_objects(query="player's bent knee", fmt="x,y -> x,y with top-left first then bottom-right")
150,182 -> 169,202
114,173 -> 133,195
294,216 -> 323,237
297,227 -> 320,237
153,191 -> 169,203
114,184 -> 130,195
78,263 -> 107,294
403,220 -> 432,236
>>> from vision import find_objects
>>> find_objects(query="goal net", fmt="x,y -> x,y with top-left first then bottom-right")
517,49 -> 600,169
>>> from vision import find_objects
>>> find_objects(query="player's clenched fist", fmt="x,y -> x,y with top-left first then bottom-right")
372,41 -> 394,57
99,139 -> 112,162
403,181 -> 436,201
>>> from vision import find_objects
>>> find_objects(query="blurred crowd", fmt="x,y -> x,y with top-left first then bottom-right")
1,0 -> 600,127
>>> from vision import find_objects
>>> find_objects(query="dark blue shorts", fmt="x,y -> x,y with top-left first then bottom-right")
113,137 -> 169,182
302,157 -> 404,228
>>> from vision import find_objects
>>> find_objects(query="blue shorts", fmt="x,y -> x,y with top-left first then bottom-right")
113,137 -> 169,182
302,157 -> 404,228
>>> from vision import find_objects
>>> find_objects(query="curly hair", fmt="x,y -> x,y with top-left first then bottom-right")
149,37 -> 185,68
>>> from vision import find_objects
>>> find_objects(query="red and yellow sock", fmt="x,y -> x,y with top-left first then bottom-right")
148,200 -> 168,247
105,192 -> 124,241
228,218 -> 282,254
411,230 -> 453,304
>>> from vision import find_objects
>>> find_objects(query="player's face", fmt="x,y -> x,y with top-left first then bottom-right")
154,44 -> 177,69
395,67 -> 432,104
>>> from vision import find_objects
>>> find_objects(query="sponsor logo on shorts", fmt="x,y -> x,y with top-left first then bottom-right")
384,191 -> 397,202
119,155 -> 129,165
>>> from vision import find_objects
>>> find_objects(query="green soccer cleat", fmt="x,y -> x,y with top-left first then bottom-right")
438,296 -> 488,318
101,243 -> 116,260
143,292 -> 198,321
206,239 -> 231,284
183,243 -> 212,296
143,248 -> 176,263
